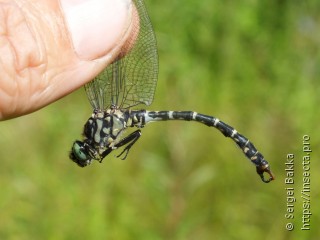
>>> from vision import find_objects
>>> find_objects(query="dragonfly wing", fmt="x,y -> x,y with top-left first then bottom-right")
85,0 -> 158,110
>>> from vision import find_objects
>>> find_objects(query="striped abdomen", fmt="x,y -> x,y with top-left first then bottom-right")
128,110 -> 275,183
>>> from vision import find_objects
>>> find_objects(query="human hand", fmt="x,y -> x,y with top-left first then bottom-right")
0,0 -> 135,120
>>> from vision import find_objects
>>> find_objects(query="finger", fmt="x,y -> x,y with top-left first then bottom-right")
0,0 -> 134,120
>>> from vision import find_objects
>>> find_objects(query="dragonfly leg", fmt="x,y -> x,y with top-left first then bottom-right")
100,147 -> 114,162
114,130 -> 142,160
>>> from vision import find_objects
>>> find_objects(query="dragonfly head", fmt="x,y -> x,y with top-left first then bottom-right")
70,140 -> 95,167
256,163 -> 275,183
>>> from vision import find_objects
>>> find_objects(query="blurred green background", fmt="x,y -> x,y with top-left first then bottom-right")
0,0 -> 319,239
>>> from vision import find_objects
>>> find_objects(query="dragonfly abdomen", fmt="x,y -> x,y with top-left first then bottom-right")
129,110 -> 274,183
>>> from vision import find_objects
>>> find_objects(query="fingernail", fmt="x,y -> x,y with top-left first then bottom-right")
60,0 -> 131,60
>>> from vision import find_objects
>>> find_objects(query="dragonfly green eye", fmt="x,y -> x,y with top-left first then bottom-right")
70,141 -> 92,167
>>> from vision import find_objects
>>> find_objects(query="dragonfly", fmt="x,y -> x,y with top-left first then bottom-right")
69,0 -> 275,183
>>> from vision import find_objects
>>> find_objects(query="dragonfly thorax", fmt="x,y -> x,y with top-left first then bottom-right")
84,109 -> 127,147
70,108 -> 128,167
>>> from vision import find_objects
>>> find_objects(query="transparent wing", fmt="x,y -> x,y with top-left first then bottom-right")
85,0 -> 158,110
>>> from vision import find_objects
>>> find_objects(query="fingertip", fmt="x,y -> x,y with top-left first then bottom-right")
60,0 -> 132,60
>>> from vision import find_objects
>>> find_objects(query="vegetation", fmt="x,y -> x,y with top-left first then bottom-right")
0,0 -> 319,239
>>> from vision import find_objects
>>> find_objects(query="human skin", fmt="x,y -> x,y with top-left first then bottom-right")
0,0 -> 137,120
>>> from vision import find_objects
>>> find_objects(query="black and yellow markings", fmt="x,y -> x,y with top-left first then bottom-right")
72,108 -> 274,182
136,110 -> 275,183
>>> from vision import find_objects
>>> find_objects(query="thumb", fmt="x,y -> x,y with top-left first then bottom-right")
0,0 -> 134,120
61,0 -> 132,60
58,0 -> 133,89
